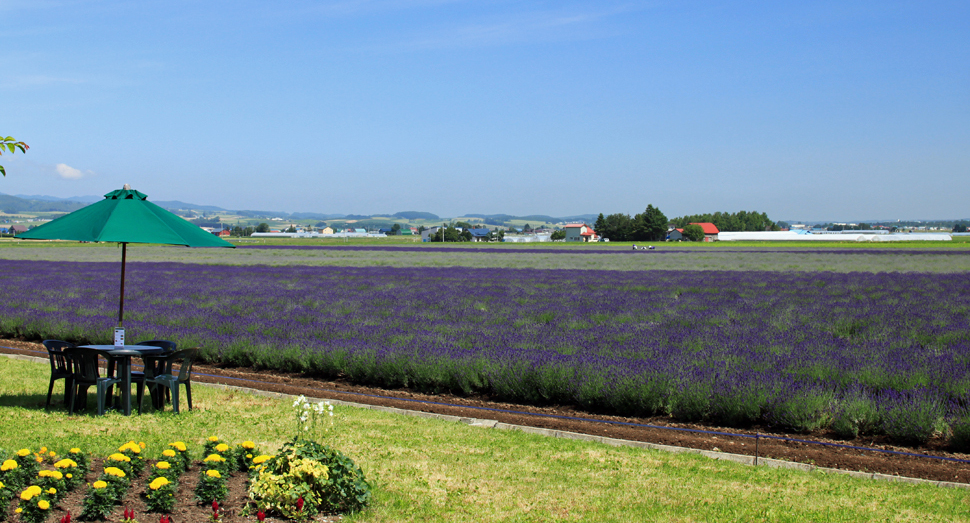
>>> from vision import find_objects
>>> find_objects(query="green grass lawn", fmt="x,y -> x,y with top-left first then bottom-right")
2,356 -> 969,522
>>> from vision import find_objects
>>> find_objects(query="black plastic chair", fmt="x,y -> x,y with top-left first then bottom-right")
142,348 -> 199,414
133,340 -> 177,408
63,347 -> 122,415
43,340 -> 76,410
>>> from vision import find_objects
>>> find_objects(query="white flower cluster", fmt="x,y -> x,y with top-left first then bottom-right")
292,395 -> 335,433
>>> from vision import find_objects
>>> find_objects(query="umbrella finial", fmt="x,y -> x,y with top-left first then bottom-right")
123,184 -> 131,190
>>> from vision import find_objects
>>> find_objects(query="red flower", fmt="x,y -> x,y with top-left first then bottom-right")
60,512 -> 71,523
257,510 -> 266,522
212,500 -> 220,513
297,496 -> 304,511
160,517 -> 170,523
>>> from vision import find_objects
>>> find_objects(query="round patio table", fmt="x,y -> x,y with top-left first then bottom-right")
78,345 -> 164,415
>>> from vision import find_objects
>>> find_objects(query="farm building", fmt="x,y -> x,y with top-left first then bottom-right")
468,228 -> 491,242
563,223 -> 598,242
503,233 -> 552,243
421,227 -> 441,242
718,231 -> 952,241
690,222 -> 719,242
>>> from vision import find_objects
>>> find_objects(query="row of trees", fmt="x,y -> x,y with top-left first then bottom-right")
427,225 -> 505,242
669,211 -> 778,232
593,205 -> 668,242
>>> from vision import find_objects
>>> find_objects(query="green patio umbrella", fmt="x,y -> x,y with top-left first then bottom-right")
19,185 -> 235,325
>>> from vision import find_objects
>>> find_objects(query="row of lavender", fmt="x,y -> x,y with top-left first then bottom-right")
241,245 -> 970,256
3,260 -> 970,446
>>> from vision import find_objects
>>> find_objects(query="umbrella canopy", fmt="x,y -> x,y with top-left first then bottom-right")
19,185 -> 234,325
19,187 -> 234,247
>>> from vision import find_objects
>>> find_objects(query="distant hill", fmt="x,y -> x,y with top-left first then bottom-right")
3,192 -> 599,225
0,194 -> 88,213
289,212 -> 346,220
152,200 -> 226,212
393,211 -> 439,221
463,213 -> 597,224
7,193 -> 225,213
15,194 -> 100,203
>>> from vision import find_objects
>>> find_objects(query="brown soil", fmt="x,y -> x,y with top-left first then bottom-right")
4,336 -> 970,520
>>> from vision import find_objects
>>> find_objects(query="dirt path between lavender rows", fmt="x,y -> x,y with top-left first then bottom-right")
4,339 -> 969,486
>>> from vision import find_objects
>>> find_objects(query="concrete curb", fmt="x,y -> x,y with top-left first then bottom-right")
4,352 -> 966,490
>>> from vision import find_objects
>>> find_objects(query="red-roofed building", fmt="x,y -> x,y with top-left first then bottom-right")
564,223 -> 599,242
689,222 -> 719,242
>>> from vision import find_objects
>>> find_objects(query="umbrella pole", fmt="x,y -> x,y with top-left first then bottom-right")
118,242 -> 127,326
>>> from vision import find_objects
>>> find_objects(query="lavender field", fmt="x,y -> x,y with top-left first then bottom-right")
3,258 -> 970,446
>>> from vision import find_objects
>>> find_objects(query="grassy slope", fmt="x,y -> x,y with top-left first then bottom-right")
2,357 -> 969,522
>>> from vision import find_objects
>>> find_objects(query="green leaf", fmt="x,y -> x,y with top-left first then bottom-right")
0,165 -> 5,176
5,143 -> 13,154
2,136 -> 13,142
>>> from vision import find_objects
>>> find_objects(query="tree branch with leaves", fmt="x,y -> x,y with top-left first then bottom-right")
0,136 -> 29,176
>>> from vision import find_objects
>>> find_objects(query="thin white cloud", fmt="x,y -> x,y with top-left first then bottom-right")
55,163 -> 90,179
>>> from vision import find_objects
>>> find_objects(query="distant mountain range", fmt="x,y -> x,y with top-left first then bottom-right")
0,193 -> 596,224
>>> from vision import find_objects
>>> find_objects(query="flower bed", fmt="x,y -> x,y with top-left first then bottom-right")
0,399 -> 369,522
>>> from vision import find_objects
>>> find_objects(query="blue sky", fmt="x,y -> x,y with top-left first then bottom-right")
2,1 -> 967,221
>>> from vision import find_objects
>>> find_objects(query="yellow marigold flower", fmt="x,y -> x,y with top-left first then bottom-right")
206,469 -> 221,478
40,447 -> 48,453
47,487 -> 57,495
1,459 -> 17,471
54,459 -> 77,469
208,436 -> 219,442
92,480 -> 108,489
162,449 -> 176,457
38,470 -> 53,477
17,448 -> 30,457
35,456 -> 44,463
70,448 -> 81,454
38,500 -> 50,510
104,467 -> 126,478
109,453 -> 131,462
155,461 -> 171,470
246,454 -> 253,459
240,441 -> 256,449
169,442 -> 187,452
49,451 -> 56,458
15,508 -> 21,514
251,455 -> 272,464
50,471 -> 63,480
139,441 -> 146,449
149,477 -> 170,490
20,485 -> 42,500
67,474 -> 73,479
203,454 -> 225,463
215,443 -> 230,453
0,480 -> 4,489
